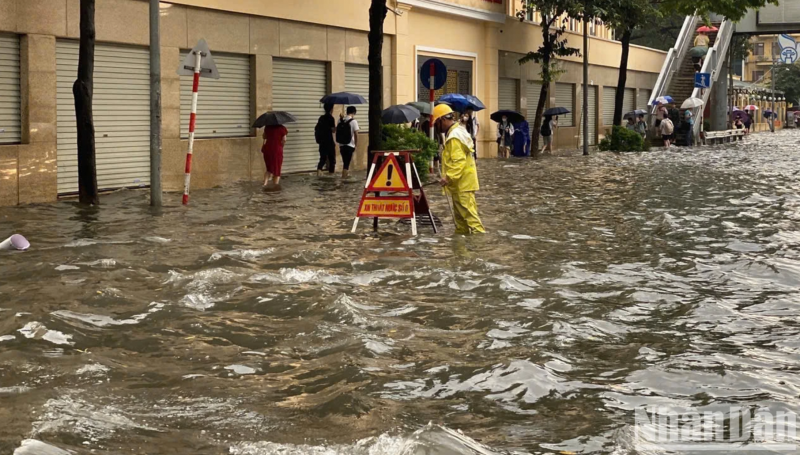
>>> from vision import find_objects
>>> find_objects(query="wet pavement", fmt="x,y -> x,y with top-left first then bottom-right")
1,131 -> 799,454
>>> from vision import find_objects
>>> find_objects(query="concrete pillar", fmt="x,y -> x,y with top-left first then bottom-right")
160,46 -> 184,191
484,22 -> 502,158
19,34 -> 57,204
391,5 -> 413,105
710,63 -> 728,131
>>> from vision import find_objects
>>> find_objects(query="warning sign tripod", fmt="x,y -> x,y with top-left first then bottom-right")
351,150 -> 437,236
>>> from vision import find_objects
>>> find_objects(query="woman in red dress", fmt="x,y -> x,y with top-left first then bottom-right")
261,125 -> 288,187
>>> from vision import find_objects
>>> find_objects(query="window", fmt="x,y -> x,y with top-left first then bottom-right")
753,71 -> 765,81
754,43 -> 765,56
569,18 -> 576,32
772,41 -> 781,58
526,7 -> 534,22
590,20 -> 597,36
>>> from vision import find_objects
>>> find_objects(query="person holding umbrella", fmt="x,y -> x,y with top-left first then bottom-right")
253,111 -> 297,188
435,104 -> 485,235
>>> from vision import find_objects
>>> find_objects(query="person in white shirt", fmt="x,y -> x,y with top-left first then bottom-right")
465,107 -> 480,159
336,106 -> 360,179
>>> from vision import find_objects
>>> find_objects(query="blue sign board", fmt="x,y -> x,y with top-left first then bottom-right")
420,58 -> 447,90
694,73 -> 711,89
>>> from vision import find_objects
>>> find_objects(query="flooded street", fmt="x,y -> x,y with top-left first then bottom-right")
2,131 -> 800,454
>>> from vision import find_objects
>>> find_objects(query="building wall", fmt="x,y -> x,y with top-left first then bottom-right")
0,0 -> 667,205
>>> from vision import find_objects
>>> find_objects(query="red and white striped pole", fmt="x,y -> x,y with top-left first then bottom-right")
429,62 -> 435,140
182,50 -> 203,205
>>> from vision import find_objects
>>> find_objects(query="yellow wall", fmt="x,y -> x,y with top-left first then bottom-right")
163,0 -> 397,35
442,0 -> 505,13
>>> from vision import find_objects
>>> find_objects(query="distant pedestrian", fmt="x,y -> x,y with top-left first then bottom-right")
635,115 -> 648,139
314,103 -> 337,176
743,110 -> 752,134
261,124 -> 288,188
660,117 -> 674,148
684,110 -> 695,147
734,118 -> 744,130
541,115 -> 557,154
465,107 -> 480,159
497,116 -> 514,158
655,103 -> 669,129
626,117 -> 636,131
336,106 -> 360,179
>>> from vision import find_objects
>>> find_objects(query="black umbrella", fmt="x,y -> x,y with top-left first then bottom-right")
382,105 -> 421,124
623,109 -> 648,119
320,92 -> 366,105
406,101 -> 432,115
252,111 -> 297,128
490,110 -> 525,124
543,107 -> 571,116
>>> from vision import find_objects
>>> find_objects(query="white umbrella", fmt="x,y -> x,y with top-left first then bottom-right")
744,104 -> 759,111
681,97 -> 705,109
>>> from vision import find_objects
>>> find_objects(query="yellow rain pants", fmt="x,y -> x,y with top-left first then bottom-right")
442,124 -> 485,234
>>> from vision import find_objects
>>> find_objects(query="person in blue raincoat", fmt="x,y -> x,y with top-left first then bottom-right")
512,120 -> 530,157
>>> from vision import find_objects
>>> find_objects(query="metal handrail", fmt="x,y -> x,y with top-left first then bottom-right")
690,19 -> 733,134
648,15 -> 700,114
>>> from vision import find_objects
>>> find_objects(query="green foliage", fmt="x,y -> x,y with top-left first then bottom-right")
774,63 -> 800,105
598,126 -> 645,152
381,124 -> 438,181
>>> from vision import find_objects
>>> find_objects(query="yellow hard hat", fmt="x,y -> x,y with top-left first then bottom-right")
432,103 -> 454,122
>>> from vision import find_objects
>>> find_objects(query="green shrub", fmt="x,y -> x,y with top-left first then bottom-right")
381,124 -> 438,181
598,125 -> 646,152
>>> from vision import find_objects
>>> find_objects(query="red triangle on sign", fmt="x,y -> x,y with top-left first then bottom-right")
367,154 -> 410,192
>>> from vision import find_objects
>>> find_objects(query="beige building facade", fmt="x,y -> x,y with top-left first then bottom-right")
0,0 -> 667,206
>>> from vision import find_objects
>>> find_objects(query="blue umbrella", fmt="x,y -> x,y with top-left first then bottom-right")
464,95 -> 486,111
652,95 -> 674,105
439,94 -> 470,112
320,92 -> 366,105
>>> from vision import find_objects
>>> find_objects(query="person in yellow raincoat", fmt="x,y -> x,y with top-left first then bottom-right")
432,104 -> 485,234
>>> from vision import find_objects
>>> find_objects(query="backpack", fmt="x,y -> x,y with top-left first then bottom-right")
540,120 -> 551,137
314,115 -> 327,145
661,118 -> 674,135
336,118 -> 354,144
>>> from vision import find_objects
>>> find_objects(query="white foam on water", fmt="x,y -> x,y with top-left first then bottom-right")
77,259 -> 117,268
0,334 -> 15,342
511,234 -> 534,240
167,268 -> 242,311
249,268 -> 342,285
76,363 -> 110,376
209,249 -> 275,262
0,386 -> 33,395
18,322 -> 73,346
228,424 -> 499,455
55,265 -> 80,271
14,439 -> 72,455
497,275 -> 539,292
363,335 -> 394,354
52,303 -> 165,328
143,236 -> 172,244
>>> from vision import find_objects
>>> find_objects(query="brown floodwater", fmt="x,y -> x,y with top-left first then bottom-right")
1,131 -> 799,454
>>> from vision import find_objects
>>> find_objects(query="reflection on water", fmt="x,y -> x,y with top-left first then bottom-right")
2,132 -> 800,454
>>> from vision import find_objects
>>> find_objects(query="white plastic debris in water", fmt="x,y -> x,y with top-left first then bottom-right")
225,365 -> 257,375
0,234 -> 30,251
18,322 -> 74,346
14,440 -> 72,455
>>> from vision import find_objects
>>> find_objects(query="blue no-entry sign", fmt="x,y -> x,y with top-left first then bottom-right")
420,58 -> 447,90
694,73 -> 711,89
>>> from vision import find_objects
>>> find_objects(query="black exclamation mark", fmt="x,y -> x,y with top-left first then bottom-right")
386,164 -> 393,187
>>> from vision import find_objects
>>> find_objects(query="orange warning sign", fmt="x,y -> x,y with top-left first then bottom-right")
357,197 -> 413,218
367,154 -> 409,192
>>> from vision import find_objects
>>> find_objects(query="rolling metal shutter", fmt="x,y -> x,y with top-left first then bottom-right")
602,87 -> 616,126
181,52 -> 250,139
526,81 -> 543,117
345,64 -> 369,132
638,89 -> 652,110
555,83 -> 574,126
56,40 -> 150,194
580,86 -> 598,146
273,58 -> 327,174
498,78 -> 519,111
0,34 -> 20,145
623,88 -> 636,115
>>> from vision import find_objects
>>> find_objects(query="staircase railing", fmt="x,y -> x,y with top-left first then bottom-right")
648,15 -> 700,114
690,19 -> 734,134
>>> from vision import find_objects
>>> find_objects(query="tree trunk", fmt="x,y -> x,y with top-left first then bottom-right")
74,0 -> 98,205
531,82 -> 548,158
368,0 -> 387,153
612,29 -> 632,127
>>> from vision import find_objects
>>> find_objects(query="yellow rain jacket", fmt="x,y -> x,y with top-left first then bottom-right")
442,123 -> 485,234
442,124 -> 479,193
